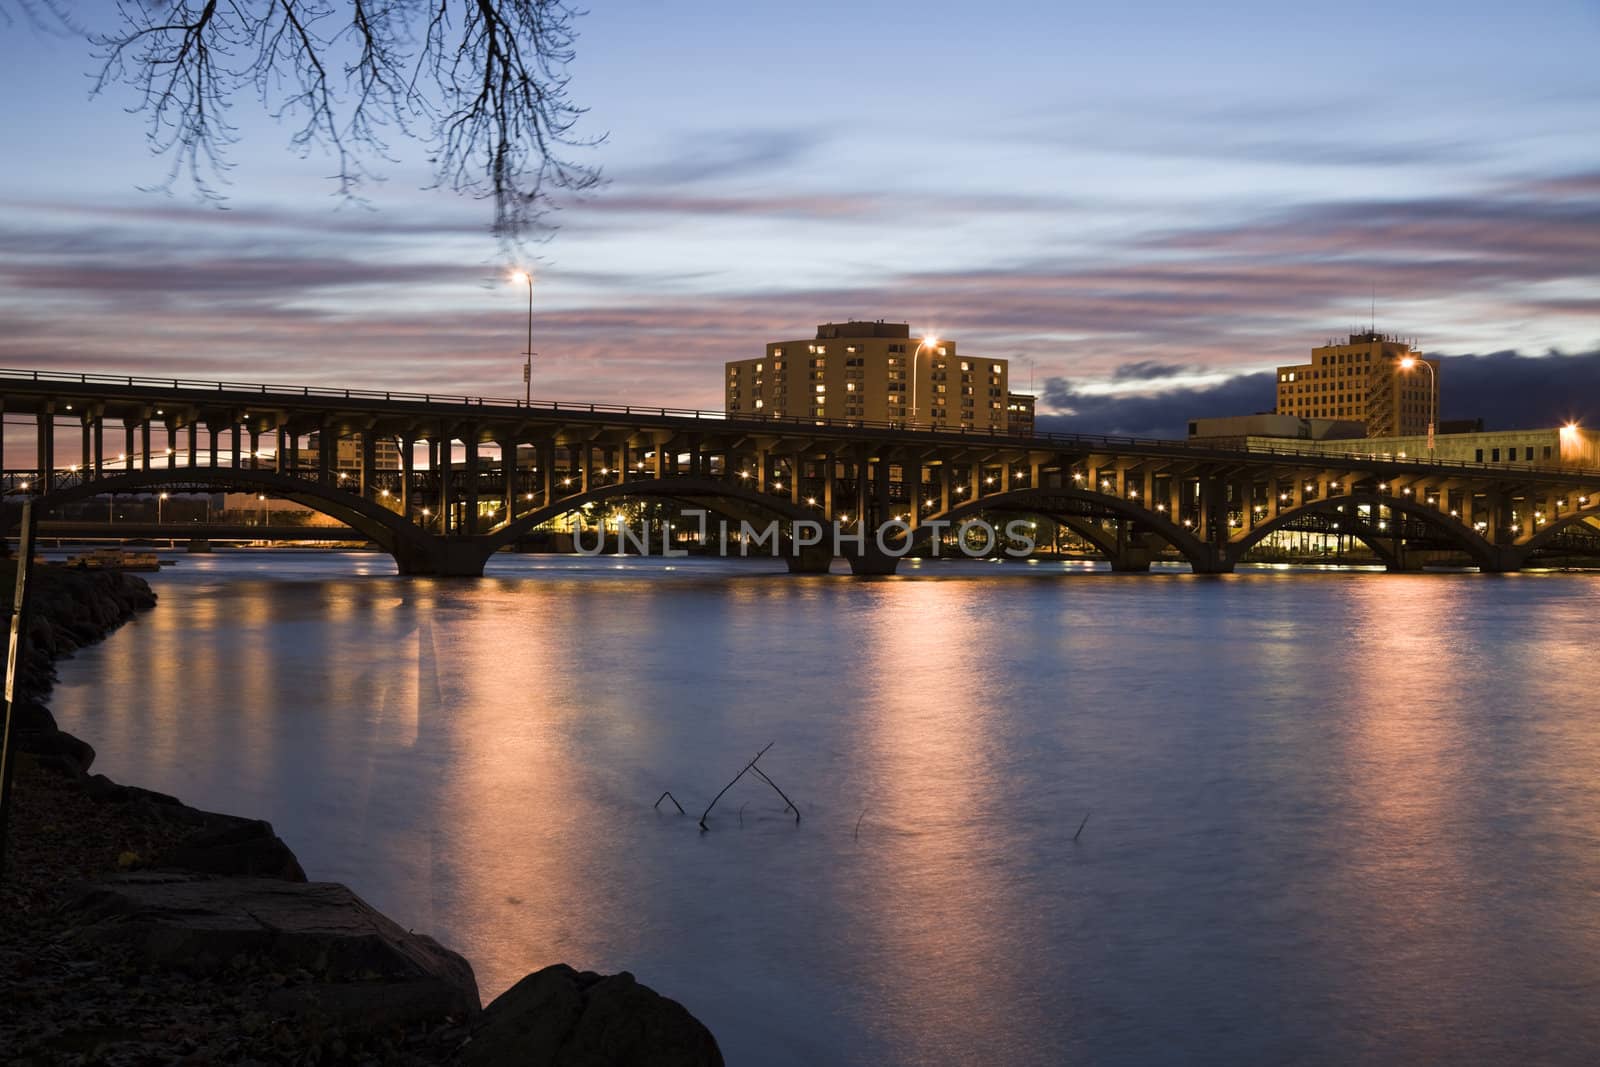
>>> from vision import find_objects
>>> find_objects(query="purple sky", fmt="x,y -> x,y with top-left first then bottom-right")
2,1 -> 1596,434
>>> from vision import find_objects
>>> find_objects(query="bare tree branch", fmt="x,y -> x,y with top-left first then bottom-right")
32,0 -> 603,237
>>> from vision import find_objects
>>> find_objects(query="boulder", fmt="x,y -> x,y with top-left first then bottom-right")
15,726 -> 94,774
454,963 -> 723,1067
165,816 -> 307,882
65,872 -> 479,1032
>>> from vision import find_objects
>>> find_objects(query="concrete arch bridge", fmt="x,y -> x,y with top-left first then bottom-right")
6,368 -> 1599,576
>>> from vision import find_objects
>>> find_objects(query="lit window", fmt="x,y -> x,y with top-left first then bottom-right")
961,361 -> 971,372
846,382 -> 856,392
756,363 -> 763,372
991,363 -> 1002,374
815,384 -> 826,393
754,399 -> 764,409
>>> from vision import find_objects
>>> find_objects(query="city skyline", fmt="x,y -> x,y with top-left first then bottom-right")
1,1 -> 1596,444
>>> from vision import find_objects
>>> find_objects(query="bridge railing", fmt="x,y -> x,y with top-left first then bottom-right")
6,367 -> 1600,481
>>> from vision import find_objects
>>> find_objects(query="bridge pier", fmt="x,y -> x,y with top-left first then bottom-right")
784,544 -> 834,574
842,545 -> 900,576
392,536 -> 497,578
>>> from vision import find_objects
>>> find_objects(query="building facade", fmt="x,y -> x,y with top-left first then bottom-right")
1284,424 -> 1600,470
1006,392 -> 1036,435
726,321 -> 1031,433
1188,413 -> 1366,449
1275,331 -> 1439,437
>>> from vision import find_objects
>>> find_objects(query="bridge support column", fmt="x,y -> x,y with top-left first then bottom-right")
187,423 -> 198,469
438,431 -> 453,534
208,425 -> 219,469
541,439 -> 557,504
360,432 -> 376,498
37,412 -> 55,494
903,452 -> 922,530
400,435 -> 414,516
231,424 -> 241,468
317,424 -> 335,487
500,438 -> 515,521
140,420 -> 152,472
275,425 -> 288,473
873,452 -> 892,525
463,434 -> 479,535
822,452 -> 835,519
248,427 -> 260,468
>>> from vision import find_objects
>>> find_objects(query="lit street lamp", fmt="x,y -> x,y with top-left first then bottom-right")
1398,355 -> 1436,455
906,335 -> 938,428
511,271 -> 535,405
158,492 -> 169,524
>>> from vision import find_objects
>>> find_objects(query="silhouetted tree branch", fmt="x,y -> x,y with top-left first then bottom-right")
8,1 -> 601,237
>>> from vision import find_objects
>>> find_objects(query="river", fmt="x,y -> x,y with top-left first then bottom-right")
47,550 -> 1600,1065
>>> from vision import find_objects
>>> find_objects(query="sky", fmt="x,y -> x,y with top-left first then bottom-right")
1,0 -> 1597,439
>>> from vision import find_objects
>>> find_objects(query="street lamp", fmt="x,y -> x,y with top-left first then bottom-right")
1398,355 -> 1436,455
907,335 -> 938,428
511,270 -> 535,405
158,492 -> 169,524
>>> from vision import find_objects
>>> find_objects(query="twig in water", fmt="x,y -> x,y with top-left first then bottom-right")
1073,809 -> 1092,842
653,791 -> 685,814
751,765 -> 801,824
738,801 -> 747,828
854,808 -> 867,840
698,742 -> 774,831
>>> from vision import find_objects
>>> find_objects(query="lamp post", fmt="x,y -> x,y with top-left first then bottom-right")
906,335 -> 938,429
511,271 -> 534,405
1398,356 -> 1436,455
158,492 -> 168,524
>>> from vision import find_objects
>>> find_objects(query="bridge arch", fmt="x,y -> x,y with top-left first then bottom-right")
905,487 -> 1218,572
1518,503 -> 1600,553
486,476 -> 823,551
18,468 -> 438,571
1226,493 -> 1502,570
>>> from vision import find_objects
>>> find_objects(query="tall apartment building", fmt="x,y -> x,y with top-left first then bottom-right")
725,321 -> 1028,432
1275,331 -> 1439,438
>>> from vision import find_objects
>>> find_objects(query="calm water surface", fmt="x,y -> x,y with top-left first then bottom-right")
48,550 -> 1600,1065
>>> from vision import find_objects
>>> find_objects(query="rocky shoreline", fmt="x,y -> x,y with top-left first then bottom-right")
2,564 -> 722,1066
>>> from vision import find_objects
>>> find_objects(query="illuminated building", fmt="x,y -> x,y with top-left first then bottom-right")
1275,331 -> 1439,437
725,321 -> 1032,433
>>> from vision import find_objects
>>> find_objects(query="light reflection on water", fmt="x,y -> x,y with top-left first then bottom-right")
47,550 -> 1600,1065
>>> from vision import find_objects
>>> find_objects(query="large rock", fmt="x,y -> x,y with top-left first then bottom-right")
165,816 -> 308,881
65,872 -> 479,1032
454,963 -> 723,1067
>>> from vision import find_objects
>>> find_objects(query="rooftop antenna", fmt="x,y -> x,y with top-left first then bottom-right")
1370,285 -> 1376,333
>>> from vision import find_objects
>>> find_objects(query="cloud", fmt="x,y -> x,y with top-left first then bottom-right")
1037,349 -> 1600,439
618,128 -> 828,186
1111,359 -> 1191,382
